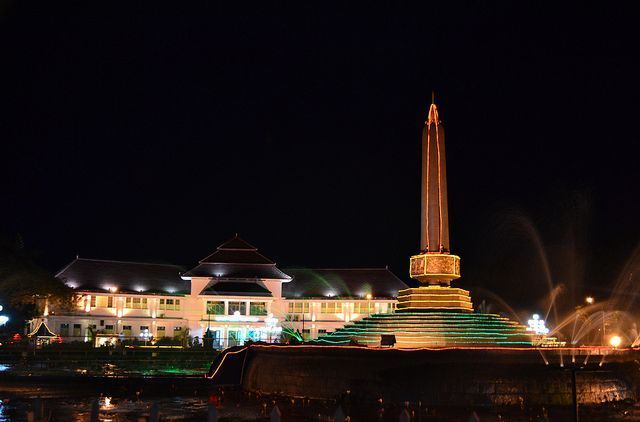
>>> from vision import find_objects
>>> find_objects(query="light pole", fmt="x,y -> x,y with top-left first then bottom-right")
139,329 -> 151,346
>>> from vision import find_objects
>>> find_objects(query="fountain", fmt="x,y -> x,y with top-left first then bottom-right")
208,99 -> 640,408
313,101 -> 561,348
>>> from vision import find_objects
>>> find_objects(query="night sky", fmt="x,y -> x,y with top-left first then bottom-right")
2,4 -> 639,310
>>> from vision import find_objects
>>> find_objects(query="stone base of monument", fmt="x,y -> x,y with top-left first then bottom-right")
397,286 -> 473,311
223,345 -> 639,406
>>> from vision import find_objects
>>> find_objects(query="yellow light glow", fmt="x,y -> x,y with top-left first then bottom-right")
585,296 -> 594,305
366,294 -> 372,300
610,335 -> 622,348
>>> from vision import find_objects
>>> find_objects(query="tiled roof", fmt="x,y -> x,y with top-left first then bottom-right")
185,263 -> 291,280
56,258 -> 189,295
282,268 -> 408,299
183,235 -> 291,281
200,281 -> 272,297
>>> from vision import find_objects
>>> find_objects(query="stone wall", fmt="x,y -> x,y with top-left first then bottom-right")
241,346 -> 638,406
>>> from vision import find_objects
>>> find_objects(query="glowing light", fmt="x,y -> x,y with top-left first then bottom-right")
585,296 -> 594,305
214,315 -> 260,322
134,286 -> 146,292
366,294 -> 372,300
326,292 -> 335,297
65,282 -> 78,289
610,335 -> 622,348
527,314 -> 549,335
165,287 -> 176,294
104,285 -> 117,293
0,316 -> 9,326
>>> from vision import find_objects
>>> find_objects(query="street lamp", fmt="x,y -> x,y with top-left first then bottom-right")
585,296 -> 594,305
139,329 -> 151,346
610,335 -> 622,348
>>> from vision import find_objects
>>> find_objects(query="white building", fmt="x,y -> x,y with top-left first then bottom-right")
34,235 -> 407,348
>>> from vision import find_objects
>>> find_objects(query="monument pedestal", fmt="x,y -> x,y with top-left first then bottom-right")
397,285 -> 473,312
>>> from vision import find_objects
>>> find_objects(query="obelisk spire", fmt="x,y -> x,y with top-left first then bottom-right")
420,100 -> 450,253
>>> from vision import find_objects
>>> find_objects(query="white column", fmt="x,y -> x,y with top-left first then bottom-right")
224,300 -> 229,315
245,300 -> 251,316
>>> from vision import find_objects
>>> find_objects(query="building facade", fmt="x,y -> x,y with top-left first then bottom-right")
34,236 -> 407,348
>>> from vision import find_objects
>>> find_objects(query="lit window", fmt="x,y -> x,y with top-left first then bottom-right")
160,298 -> 180,311
90,296 -> 96,307
206,301 -> 225,315
107,296 -> 114,308
250,302 -> 267,316
59,323 -> 70,337
228,301 -> 246,315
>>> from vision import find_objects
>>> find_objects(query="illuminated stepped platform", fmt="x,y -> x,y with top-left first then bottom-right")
314,311 -> 553,348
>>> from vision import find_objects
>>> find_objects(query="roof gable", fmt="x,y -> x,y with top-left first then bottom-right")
200,281 -> 272,297
184,235 -> 291,281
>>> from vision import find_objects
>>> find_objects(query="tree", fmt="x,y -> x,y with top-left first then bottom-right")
0,232 -> 74,329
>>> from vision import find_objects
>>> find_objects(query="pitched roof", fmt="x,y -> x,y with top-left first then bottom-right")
56,258 -> 189,295
185,263 -> 291,280
282,268 -> 408,299
200,281 -> 272,297
28,320 -> 57,337
183,235 -> 291,281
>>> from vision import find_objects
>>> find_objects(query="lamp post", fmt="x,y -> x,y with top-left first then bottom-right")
139,329 -> 151,346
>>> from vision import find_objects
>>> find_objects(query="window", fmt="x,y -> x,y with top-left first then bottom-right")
206,301 -> 225,315
287,302 -> 309,314
318,329 -> 327,334
159,298 -> 181,311
73,324 -> 81,337
355,302 -> 373,314
107,296 -> 114,308
156,326 -> 166,337
302,329 -> 310,340
59,323 -> 69,337
123,325 -> 132,336
90,296 -> 97,307
321,302 -> 337,314
250,302 -> 267,316
125,297 -> 148,309
140,325 -> 149,332
228,301 -> 246,315
104,325 -> 114,334
96,296 -> 108,307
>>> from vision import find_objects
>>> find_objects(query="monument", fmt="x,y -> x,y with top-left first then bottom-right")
314,100 -> 560,348
401,100 -> 470,311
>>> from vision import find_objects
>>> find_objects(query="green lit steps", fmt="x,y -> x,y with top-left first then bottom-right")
313,312 -> 542,348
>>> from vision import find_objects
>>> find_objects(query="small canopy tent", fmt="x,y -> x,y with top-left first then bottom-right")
28,319 -> 59,347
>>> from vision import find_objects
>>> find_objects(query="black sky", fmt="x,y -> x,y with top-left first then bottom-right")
2,4 -> 639,309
